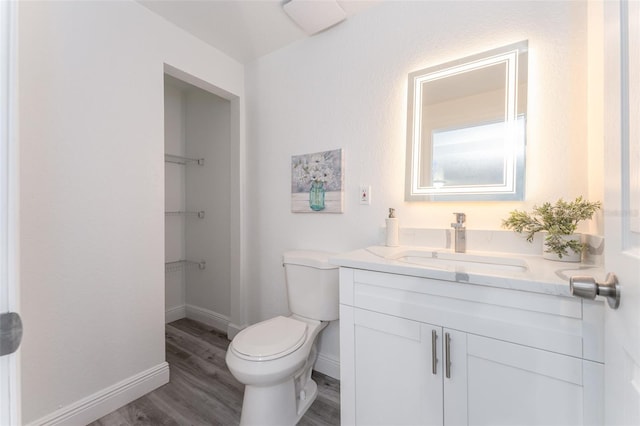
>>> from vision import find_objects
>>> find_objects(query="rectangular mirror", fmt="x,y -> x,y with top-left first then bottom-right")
405,41 -> 528,201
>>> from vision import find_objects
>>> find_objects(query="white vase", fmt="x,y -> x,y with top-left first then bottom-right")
542,233 -> 582,262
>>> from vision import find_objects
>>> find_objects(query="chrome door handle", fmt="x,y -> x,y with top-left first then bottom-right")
570,273 -> 620,309
0,312 -> 23,356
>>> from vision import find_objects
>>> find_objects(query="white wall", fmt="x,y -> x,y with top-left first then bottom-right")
17,0 -> 603,417
18,1 -> 243,423
587,0 -> 606,235
185,90 -> 232,319
245,1 -> 594,371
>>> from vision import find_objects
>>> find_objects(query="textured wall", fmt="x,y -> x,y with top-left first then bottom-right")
18,1 -> 243,422
185,89 -> 232,318
245,0 -> 592,368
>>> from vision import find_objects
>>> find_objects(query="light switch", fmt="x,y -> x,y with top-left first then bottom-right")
360,185 -> 371,205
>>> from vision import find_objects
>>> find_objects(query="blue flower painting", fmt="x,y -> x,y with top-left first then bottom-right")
291,148 -> 344,213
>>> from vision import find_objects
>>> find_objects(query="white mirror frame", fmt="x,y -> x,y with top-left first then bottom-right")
405,41 -> 528,201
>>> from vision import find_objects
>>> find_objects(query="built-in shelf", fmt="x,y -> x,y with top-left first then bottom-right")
164,153 -> 204,166
165,260 -> 206,273
165,211 -> 205,219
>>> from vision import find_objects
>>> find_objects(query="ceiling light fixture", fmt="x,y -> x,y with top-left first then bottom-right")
283,0 -> 347,35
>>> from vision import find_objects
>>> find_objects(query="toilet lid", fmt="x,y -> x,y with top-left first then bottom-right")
231,316 -> 307,361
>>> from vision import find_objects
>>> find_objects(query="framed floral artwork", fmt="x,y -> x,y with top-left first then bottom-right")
291,148 -> 344,213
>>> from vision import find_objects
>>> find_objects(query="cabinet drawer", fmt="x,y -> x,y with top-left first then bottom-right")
352,269 -> 582,317
343,269 -> 593,358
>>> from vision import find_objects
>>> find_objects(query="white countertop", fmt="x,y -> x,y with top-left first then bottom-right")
330,245 -> 607,298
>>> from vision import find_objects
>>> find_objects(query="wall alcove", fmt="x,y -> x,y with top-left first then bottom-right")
164,73 -> 236,333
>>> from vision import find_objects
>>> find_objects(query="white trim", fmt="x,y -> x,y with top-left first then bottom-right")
27,363 -> 169,426
314,352 -> 340,380
165,305 -> 186,323
185,304 -> 230,334
1,0 -> 20,424
227,322 -> 244,340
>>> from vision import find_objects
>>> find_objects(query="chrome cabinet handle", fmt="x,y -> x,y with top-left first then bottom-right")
445,332 -> 451,379
431,329 -> 438,375
570,273 -> 620,309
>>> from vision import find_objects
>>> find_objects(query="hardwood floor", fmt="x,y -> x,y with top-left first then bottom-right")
89,318 -> 340,426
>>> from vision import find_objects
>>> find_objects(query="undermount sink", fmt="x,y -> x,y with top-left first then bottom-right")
387,249 -> 528,273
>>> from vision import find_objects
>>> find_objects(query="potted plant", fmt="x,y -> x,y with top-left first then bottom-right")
502,196 -> 601,262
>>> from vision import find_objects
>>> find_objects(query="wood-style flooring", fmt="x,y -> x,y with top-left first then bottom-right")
90,318 -> 340,426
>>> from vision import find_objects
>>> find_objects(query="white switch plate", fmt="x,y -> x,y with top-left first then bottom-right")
360,185 -> 371,205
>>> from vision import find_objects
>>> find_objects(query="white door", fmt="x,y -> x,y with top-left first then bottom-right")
603,0 -> 640,424
0,0 -> 20,424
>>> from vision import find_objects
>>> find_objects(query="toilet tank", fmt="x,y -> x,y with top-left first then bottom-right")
283,250 -> 339,321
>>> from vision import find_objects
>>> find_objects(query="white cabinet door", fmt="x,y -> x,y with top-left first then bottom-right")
442,329 -> 467,426
353,308 -> 443,426
446,333 -> 585,426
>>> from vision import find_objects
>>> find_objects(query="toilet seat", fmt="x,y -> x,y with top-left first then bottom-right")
231,316 -> 308,361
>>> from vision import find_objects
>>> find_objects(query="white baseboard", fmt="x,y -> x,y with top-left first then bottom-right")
165,305 -> 186,323
314,352 -> 340,380
185,304 -> 230,334
227,322 -> 244,340
28,362 -> 169,426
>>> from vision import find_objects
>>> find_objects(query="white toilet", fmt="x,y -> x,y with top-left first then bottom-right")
225,250 -> 339,426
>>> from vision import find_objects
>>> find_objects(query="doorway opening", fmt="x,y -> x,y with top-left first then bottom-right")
163,66 -> 243,338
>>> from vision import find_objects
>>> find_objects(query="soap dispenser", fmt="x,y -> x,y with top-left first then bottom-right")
386,208 -> 399,247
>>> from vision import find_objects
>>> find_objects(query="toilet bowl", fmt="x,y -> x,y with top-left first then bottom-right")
226,315 -> 327,425
225,250 -> 339,426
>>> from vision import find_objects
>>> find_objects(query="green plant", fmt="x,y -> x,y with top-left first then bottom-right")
502,196 -> 601,259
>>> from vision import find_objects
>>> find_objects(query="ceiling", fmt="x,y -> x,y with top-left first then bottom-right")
137,0 -> 380,64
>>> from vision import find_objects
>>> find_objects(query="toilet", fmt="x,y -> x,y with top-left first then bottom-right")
225,250 -> 339,426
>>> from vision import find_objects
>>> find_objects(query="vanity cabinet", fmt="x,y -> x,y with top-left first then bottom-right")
339,268 -> 604,426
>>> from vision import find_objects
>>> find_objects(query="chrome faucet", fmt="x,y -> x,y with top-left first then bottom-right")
451,212 -> 466,253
